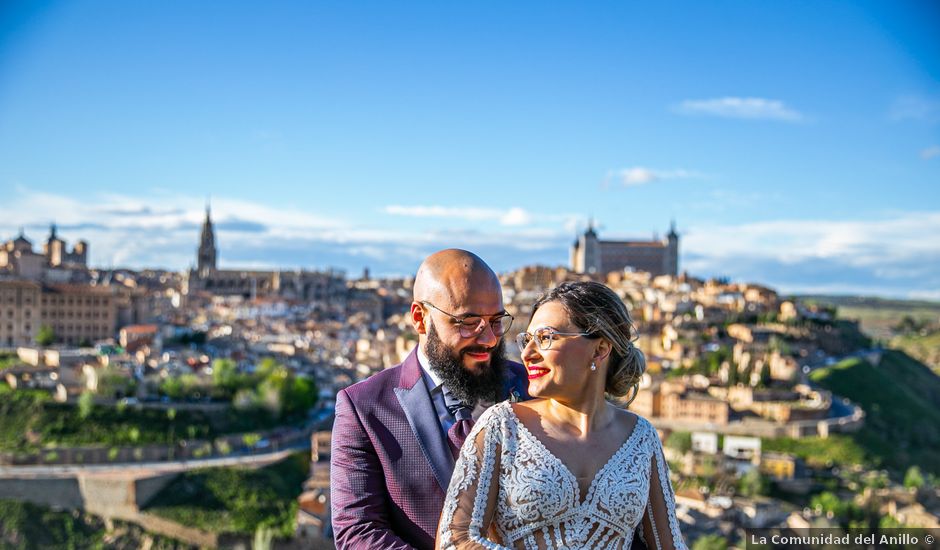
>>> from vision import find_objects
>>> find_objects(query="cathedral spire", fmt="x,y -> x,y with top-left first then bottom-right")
197,203 -> 217,273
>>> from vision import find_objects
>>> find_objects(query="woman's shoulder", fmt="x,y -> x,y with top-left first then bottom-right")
476,399 -> 517,426
466,400 -> 522,445
614,407 -> 657,439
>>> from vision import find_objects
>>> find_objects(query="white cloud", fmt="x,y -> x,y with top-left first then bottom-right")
682,212 -> 940,267
610,167 -> 701,187
500,207 -> 532,226
0,187 -> 347,267
677,212 -> 940,298
910,289 -> 940,301
384,205 -> 534,226
921,145 -> 940,159
674,97 -> 805,122
3,187 -> 938,299
889,95 -> 940,123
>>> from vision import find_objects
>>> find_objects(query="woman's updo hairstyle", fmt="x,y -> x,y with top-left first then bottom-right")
530,281 -> 646,404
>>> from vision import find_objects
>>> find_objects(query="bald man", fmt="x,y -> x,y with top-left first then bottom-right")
330,250 -> 529,550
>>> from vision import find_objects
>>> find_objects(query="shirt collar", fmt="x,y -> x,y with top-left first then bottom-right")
417,345 -> 445,391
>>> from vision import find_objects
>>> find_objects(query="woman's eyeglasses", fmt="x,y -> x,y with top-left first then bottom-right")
515,327 -> 591,353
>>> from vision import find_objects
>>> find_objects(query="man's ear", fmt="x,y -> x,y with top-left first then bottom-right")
411,302 -> 428,335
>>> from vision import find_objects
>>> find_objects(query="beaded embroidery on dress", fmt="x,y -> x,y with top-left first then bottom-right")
438,401 -> 686,550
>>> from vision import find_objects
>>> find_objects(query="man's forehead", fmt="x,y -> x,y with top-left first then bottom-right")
444,282 -> 503,310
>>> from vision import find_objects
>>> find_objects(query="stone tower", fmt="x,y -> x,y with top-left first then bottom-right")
571,219 -> 601,274
664,219 -> 679,277
197,204 -> 217,274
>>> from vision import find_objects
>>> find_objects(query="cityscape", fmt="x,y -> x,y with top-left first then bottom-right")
1,212 -> 939,548
2,1 -> 939,548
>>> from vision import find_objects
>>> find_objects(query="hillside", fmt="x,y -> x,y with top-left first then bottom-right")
145,451 -> 309,536
890,330 -> 940,373
800,294 -> 940,341
809,350 -> 940,476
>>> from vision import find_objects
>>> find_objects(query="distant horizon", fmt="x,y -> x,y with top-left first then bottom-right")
7,214 -> 940,304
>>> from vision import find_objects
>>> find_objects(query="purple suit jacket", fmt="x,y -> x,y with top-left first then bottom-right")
330,347 -> 529,550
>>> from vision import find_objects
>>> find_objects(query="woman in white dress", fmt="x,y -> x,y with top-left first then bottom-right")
436,281 -> 686,550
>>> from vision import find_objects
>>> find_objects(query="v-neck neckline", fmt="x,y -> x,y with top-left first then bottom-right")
506,402 -> 645,508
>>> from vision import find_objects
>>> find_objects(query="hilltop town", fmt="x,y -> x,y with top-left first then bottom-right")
1,215 -> 938,549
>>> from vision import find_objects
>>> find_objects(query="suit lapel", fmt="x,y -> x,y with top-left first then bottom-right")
394,348 -> 454,492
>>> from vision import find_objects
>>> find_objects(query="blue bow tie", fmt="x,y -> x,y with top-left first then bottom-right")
441,386 -> 473,420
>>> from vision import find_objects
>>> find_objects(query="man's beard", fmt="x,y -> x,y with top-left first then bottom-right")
425,321 -> 506,407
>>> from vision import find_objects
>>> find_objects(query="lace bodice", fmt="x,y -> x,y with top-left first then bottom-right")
437,402 -> 686,550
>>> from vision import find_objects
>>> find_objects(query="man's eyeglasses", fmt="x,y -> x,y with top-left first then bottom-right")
421,301 -> 514,339
515,327 -> 591,353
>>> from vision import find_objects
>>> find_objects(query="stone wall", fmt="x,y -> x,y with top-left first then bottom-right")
0,477 -> 84,508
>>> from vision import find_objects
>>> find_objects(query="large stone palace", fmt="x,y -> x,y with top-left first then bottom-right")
570,220 -> 679,277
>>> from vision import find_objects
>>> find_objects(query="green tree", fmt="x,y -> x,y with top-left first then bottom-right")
758,362 -> 771,387
863,471 -> 889,490
903,465 -> 925,490
36,325 -> 56,346
728,363 -> 739,386
211,358 -> 240,392
255,357 -> 280,378
97,368 -> 136,398
77,392 -> 94,419
769,335 -> 791,355
810,491 -> 844,518
665,431 -> 692,453
692,534 -> 728,550
283,375 -> 318,417
879,514 -> 905,528
254,360 -> 318,419
160,377 -> 184,400
737,468 -> 768,497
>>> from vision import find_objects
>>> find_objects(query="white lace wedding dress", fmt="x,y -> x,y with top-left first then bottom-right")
438,402 -> 686,550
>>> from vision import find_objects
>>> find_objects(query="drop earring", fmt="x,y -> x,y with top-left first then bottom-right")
590,362 -> 597,372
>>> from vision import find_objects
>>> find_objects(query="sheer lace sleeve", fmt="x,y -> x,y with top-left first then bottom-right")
639,432 -> 687,550
436,407 -> 509,550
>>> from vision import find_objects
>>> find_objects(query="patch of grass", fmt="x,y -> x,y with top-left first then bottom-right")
809,351 -> 940,475
0,499 -> 103,549
0,352 -> 20,370
822,295 -> 940,341
0,499 -> 193,549
145,452 -> 310,536
891,330 -> 940,373
761,435 -> 869,469
0,382 -> 285,453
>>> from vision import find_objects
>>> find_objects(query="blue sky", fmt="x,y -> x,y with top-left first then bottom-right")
1,1 -> 938,298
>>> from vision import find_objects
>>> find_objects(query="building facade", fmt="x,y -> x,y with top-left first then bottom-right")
183,206 -> 347,310
0,280 -> 117,347
570,220 -> 678,277
38,284 -> 117,346
0,281 -> 40,347
1,226 -> 89,281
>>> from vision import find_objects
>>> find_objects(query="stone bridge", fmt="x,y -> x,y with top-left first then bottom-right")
0,448 -> 304,547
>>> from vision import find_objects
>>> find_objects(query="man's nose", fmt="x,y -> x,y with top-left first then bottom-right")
475,322 -> 498,347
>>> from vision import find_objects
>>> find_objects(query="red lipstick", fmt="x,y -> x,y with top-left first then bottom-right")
527,367 -> 550,380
